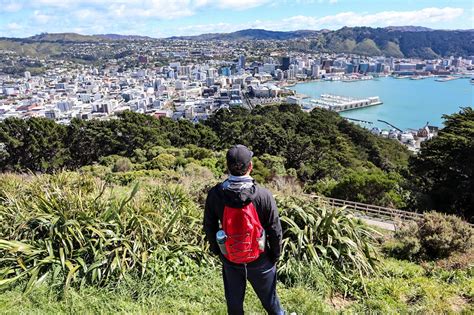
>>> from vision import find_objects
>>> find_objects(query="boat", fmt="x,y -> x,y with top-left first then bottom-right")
435,76 -> 459,82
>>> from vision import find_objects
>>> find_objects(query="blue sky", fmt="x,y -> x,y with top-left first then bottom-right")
0,0 -> 472,38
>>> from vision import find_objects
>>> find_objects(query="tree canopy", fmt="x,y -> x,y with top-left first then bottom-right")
410,108 -> 474,221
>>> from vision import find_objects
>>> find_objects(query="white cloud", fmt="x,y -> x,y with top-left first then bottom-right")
110,1 -> 198,19
26,0 -> 270,16
0,2 -> 467,38
0,2 -> 23,12
6,22 -> 23,30
33,11 -> 54,24
170,7 -> 465,36
274,7 -> 464,30
216,0 -> 270,10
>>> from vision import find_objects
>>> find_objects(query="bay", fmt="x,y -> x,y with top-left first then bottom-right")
290,77 -> 474,130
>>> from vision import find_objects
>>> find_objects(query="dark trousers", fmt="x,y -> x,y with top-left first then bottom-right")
222,256 -> 284,315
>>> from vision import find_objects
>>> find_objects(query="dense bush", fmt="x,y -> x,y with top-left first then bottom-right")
315,168 -> 407,208
419,212 -> 473,258
389,212 -> 474,260
0,105 -> 410,211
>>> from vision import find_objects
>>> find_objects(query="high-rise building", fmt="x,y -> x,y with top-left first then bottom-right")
358,63 -> 369,73
346,63 -> 355,73
281,56 -> 291,71
207,68 -> 218,79
275,69 -> 284,81
375,63 -> 384,73
238,55 -> 246,70
221,67 -> 231,77
311,64 -> 321,78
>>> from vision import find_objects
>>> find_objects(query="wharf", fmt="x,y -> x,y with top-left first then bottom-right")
308,94 -> 382,112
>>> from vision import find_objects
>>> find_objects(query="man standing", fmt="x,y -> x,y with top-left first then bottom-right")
204,144 -> 284,315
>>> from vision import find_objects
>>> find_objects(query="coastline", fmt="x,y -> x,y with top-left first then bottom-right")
288,76 -> 473,130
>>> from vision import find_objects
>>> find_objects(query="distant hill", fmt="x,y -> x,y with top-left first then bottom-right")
168,26 -> 474,58
26,33 -> 151,42
385,26 -> 434,32
95,34 -> 152,41
322,26 -> 473,58
28,33 -> 103,42
0,27 -> 473,59
167,29 -> 321,41
166,26 -> 442,41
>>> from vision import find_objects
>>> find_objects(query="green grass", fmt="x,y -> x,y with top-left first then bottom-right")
1,259 -> 472,314
0,267 -> 330,314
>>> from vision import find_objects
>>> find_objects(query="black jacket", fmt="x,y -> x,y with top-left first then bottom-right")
203,178 -> 283,266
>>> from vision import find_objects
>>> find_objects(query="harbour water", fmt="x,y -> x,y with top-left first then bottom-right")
290,77 -> 473,130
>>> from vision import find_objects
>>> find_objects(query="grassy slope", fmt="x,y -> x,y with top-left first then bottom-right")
0,256 -> 471,314
0,171 -> 472,314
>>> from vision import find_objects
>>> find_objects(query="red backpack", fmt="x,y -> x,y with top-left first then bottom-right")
222,202 -> 265,264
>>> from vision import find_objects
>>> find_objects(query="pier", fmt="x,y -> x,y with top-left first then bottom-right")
308,94 -> 383,112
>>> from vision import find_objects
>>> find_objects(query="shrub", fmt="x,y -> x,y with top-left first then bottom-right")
259,154 -> 287,177
197,157 -> 225,178
99,155 -> 123,167
79,164 -> 111,178
251,158 -> 272,183
112,157 -> 133,172
384,221 -> 421,261
420,212 -> 473,259
268,176 -> 302,196
149,153 -> 177,170
390,212 -> 474,260
184,145 -> 214,160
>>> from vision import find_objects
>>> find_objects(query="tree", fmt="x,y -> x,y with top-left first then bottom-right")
328,168 -> 406,208
0,117 -> 68,172
410,108 -> 474,221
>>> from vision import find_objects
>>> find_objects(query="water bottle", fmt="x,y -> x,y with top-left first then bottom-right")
257,229 -> 266,251
216,230 -> 227,255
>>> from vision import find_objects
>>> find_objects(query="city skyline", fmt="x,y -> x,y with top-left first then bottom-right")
0,0 -> 472,38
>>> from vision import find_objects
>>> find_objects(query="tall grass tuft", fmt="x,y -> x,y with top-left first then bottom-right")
0,173 -> 208,293
277,196 -> 380,291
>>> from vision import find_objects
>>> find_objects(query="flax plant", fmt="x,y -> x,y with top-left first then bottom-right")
277,196 -> 380,289
0,173 -> 207,292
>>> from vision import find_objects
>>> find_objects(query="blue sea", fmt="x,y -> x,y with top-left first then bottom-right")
290,77 -> 474,130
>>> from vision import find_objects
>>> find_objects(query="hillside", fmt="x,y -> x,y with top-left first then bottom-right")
28,32 -> 104,42
169,26 -> 474,58
0,26 -> 472,58
0,166 -> 472,313
25,32 -> 152,42
95,34 -> 153,40
167,29 -> 321,41
385,26 -> 434,32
